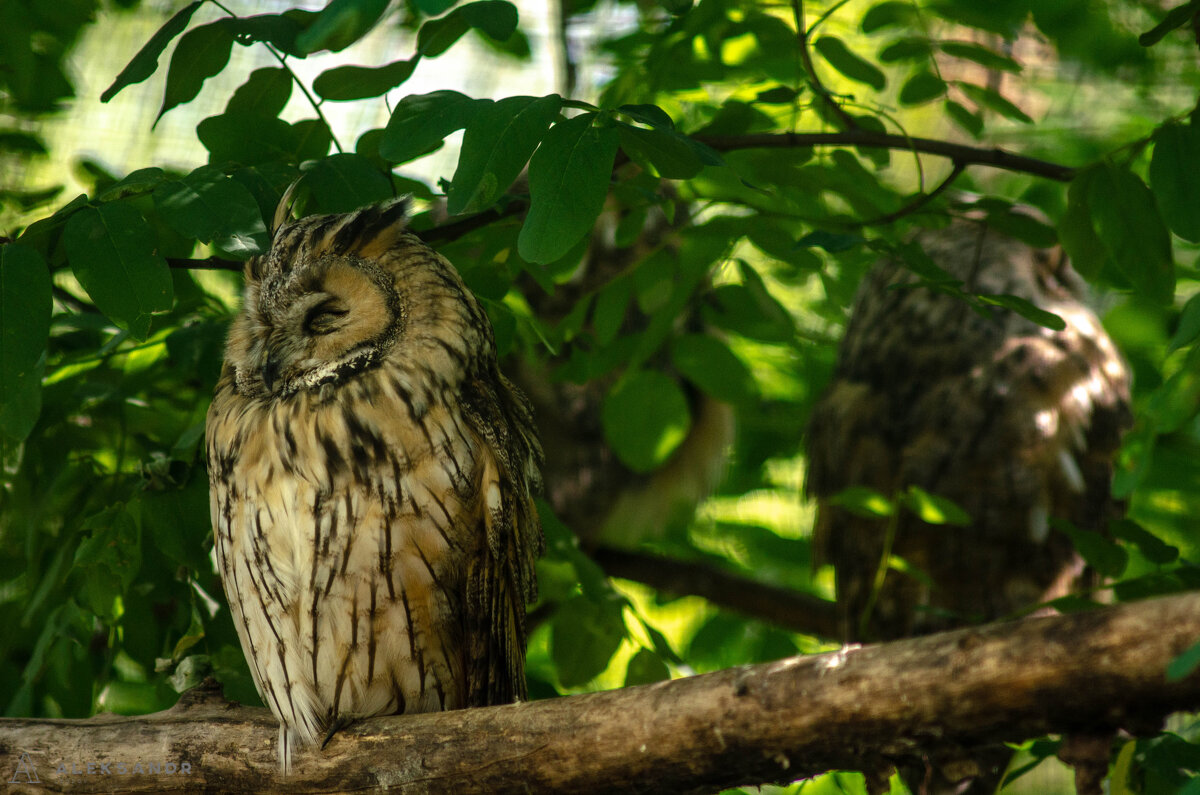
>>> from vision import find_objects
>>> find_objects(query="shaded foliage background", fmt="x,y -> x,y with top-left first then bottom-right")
2,0 -> 1200,792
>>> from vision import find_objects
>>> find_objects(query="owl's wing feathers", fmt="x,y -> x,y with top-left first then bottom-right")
459,368 -> 545,704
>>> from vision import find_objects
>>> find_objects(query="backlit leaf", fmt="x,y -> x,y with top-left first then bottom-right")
602,369 -> 691,473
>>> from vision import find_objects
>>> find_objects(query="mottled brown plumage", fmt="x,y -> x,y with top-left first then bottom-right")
206,195 -> 543,772
806,218 -> 1130,791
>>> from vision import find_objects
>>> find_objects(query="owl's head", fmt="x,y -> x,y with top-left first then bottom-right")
224,196 -> 481,400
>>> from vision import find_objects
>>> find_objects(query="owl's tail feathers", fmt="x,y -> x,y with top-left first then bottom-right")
278,724 -> 293,776
320,714 -> 357,749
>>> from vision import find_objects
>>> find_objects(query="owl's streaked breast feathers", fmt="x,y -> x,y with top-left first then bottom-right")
206,195 -> 543,772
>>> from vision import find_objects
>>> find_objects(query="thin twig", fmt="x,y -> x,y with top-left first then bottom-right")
699,131 -> 1075,181
859,160 -> 967,226
791,0 -> 859,130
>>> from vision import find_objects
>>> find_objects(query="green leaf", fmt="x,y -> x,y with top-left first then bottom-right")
670,334 -> 755,405
519,114 -> 620,264
977,293 -> 1066,331
829,486 -> 894,518
101,1 -> 204,102
551,594 -> 626,688
418,0 -> 518,56
1087,162 -> 1176,304
939,40 -> 1021,72
226,67 -> 292,117
601,369 -> 691,473
1058,167 -> 1109,282
301,153 -> 394,214
228,12 -> 313,58
593,275 -> 631,347
1150,122 -> 1200,243
313,59 -> 417,101
956,81 -> 1033,123
944,100 -> 983,138
295,0 -> 389,54
617,104 -> 674,130
813,36 -> 886,90
0,244 -> 51,440
156,20 -> 234,124
625,648 -> 669,686
902,486 -> 971,525
1108,518 -> 1179,565
447,94 -> 562,215
132,478 -> 212,573
75,506 -> 142,619
1167,640 -> 1200,683
379,90 -> 483,164
154,165 -> 269,258
878,37 -> 930,63
898,71 -> 947,105
1139,0 -> 1200,47
862,1 -> 916,32
63,202 -> 173,340
1169,293 -> 1200,353
1052,519 -> 1128,579
416,0 -> 457,13
616,123 -> 706,179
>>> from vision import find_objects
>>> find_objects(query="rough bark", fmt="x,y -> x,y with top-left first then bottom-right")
2,592 -> 1197,794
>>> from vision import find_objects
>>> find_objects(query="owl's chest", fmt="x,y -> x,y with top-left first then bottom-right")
217,386 -> 486,598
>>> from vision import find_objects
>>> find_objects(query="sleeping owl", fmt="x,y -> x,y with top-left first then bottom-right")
206,193 -> 543,772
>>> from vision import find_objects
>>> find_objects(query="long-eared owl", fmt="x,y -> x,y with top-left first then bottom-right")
206,194 -> 543,772
806,217 -> 1131,644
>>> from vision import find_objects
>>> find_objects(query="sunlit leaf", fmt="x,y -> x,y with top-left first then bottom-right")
670,334 -> 755,405
601,369 -> 691,473
829,486 -> 894,518
903,486 -> 971,525
551,593 -> 626,688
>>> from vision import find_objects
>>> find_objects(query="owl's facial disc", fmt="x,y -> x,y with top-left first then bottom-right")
257,257 -> 401,396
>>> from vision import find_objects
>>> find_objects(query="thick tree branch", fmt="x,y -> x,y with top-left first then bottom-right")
3,592 -> 1198,793
591,545 -> 841,640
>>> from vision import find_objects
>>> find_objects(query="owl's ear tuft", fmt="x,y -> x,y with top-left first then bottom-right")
272,180 -> 304,237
